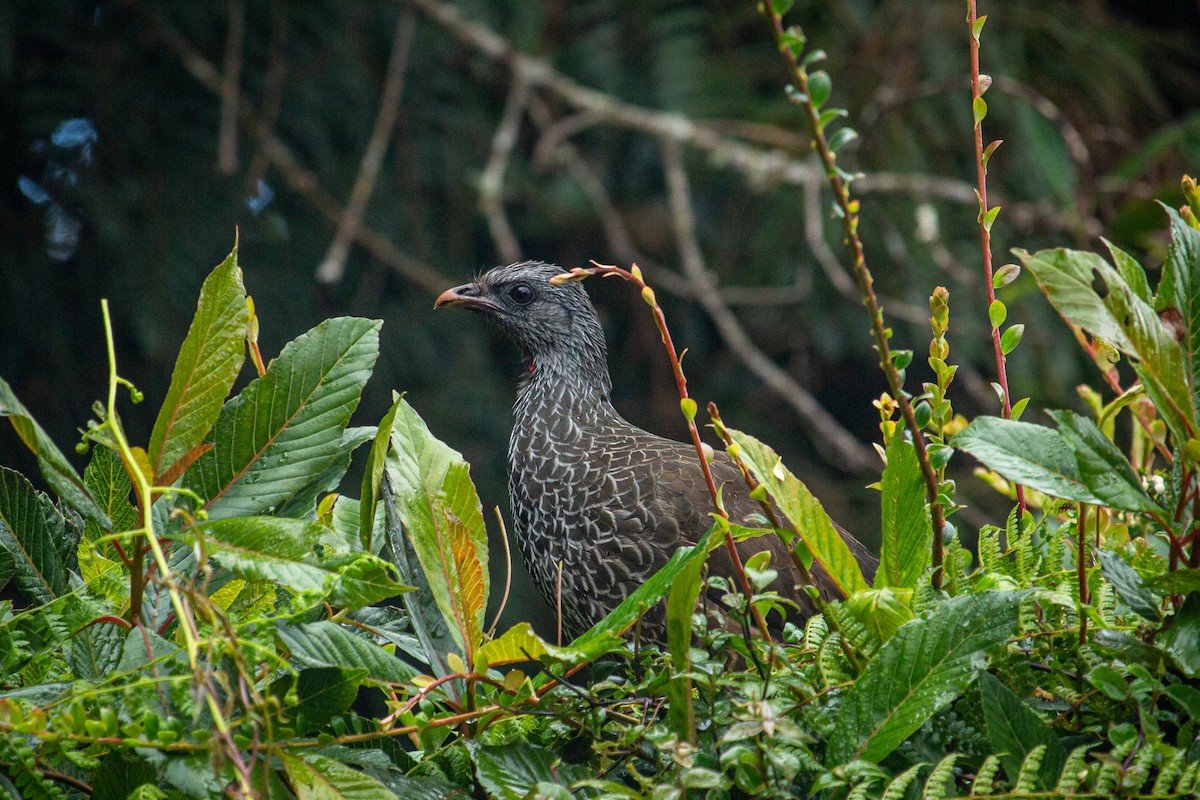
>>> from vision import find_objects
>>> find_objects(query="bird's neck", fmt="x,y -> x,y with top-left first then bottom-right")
514,341 -> 617,428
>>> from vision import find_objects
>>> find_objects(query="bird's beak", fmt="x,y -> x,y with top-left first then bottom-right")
434,282 -> 496,312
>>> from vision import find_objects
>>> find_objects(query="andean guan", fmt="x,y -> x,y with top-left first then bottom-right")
435,261 -> 877,641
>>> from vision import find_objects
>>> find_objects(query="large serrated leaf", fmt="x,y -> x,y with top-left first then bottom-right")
186,317 -> 380,519
728,428 -> 869,597
954,417 -> 1103,505
189,516 -> 412,608
384,398 -> 488,662
148,250 -> 248,480
281,752 -> 400,800
1017,246 -> 1195,443
827,591 -> 1021,765
1048,410 -> 1162,514
278,621 -> 418,683
878,435 -> 931,590
0,467 -> 67,604
82,446 -> 137,539
468,742 -> 582,800
980,672 -> 1067,790
1155,205 -> 1200,398
1096,550 -> 1163,621
0,376 -> 109,527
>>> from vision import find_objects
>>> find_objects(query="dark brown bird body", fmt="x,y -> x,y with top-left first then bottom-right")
437,262 -> 876,641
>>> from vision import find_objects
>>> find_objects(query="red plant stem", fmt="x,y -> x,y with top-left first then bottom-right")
969,0 -> 1027,518
762,8 -> 947,587
555,264 -> 773,641
1077,505 -> 1089,647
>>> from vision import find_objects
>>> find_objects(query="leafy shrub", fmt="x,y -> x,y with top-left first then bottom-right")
1,5 -> 1199,800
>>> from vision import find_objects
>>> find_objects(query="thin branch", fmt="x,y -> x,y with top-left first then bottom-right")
403,0 -> 1004,210
480,73 -> 530,265
760,6 -> 948,581
316,10 -> 417,284
144,10 -> 449,293
217,0 -> 245,175
660,138 -> 875,472
969,2 -> 1026,518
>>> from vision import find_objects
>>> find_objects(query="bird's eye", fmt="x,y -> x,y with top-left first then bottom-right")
508,284 -> 534,305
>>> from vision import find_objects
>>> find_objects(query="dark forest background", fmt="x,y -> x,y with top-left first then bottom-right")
3,0 -> 1199,632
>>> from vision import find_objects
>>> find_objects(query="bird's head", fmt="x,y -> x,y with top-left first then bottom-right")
435,261 -> 610,390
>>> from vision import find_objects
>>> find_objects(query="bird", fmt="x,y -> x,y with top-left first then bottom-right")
435,261 -> 877,642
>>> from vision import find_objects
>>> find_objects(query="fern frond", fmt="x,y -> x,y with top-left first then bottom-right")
1151,748 -> 1186,796
970,753 -> 1003,796
922,752 -> 960,800
1054,744 -> 1093,794
1013,744 -> 1047,794
880,763 -> 925,800
816,631 -> 851,688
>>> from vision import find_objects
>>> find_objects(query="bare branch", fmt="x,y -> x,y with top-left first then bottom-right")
316,11 -> 417,285
146,9 -> 447,293
660,138 -> 876,472
480,73 -> 530,265
217,0 -> 245,175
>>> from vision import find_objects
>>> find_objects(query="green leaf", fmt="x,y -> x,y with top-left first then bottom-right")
808,71 -> 831,109
1047,410 -> 1163,513
842,587 -> 914,641
988,299 -> 1007,330
1086,664 -> 1128,699
827,591 -> 1021,765
993,263 -> 1020,289
384,398 -> 488,663
972,96 -> 987,126
1096,550 -> 1162,621
360,395 -> 404,553
770,0 -> 795,15
878,436 -> 931,590
82,446 -> 137,540
980,672 -> 1067,791
0,376 -> 109,527
982,205 -> 1001,232
1000,323 -> 1024,354
148,249 -> 247,480
666,520 -> 724,744
189,516 -> 412,608
1155,205 -> 1200,399
283,667 -> 367,732
818,108 -> 848,130
0,467 -> 67,604
1010,396 -> 1031,420
972,14 -> 988,40
278,621 -> 418,683
469,742 -> 581,800
827,127 -> 858,151
728,428 -> 869,597
281,752 -> 400,800
1017,246 -> 1195,443
186,317 -> 380,519
1102,238 -> 1150,304
1160,593 -> 1200,677
954,417 -> 1103,505
276,426 -> 376,520
474,621 -> 558,670
982,138 -> 1002,170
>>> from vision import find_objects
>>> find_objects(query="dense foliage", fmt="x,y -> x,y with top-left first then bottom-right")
2,2 -> 1200,798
